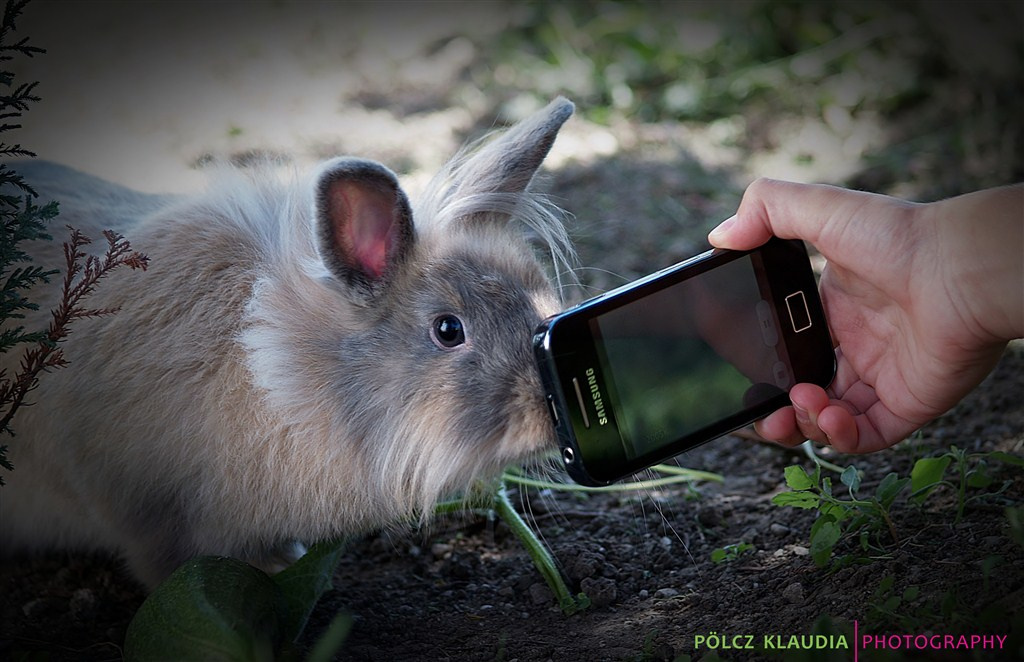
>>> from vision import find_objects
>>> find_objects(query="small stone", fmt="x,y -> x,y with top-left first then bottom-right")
782,582 -> 805,604
566,551 -> 604,582
430,543 -> 453,559
769,523 -> 790,535
580,577 -> 617,608
982,535 -> 1003,549
528,582 -> 553,606
791,545 -> 810,556
655,587 -> 679,599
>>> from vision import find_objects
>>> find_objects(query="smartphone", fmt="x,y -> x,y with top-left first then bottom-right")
533,237 -> 836,486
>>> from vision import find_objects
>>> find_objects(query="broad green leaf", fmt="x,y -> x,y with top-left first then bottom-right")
710,548 -> 727,563
783,465 -> 815,490
840,466 -> 861,493
967,463 -> 994,489
875,472 -> 909,508
809,517 -> 841,567
272,538 -> 348,643
772,491 -> 819,509
910,456 -> 951,503
819,501 -> 852,522
124,556 -> 284,662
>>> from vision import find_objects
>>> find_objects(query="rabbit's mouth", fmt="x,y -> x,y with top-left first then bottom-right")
489,385 -> 559,466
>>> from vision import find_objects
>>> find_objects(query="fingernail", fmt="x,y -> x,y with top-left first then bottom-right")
793,402 -> 812,427
708,215 -> 736,243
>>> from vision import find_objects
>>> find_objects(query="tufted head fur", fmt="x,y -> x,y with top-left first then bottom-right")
240,97 -> 576,530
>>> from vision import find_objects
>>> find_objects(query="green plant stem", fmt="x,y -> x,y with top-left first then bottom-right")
501,463 -> 722,494
956,459 -> 968,525
492,481 -> 581,615
502,468 -> 720,493
436,466 -> 722,614
801,440 -> 847,475
873,501 -> 900,545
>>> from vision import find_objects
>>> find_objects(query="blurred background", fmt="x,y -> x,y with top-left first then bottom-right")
11,0 -> 1024,292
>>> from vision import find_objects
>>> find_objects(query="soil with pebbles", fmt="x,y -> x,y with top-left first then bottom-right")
313,346 -> 1024,662
3,346 -> 1021,662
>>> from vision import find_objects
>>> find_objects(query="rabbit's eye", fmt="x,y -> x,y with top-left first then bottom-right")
431,314 -> 466,349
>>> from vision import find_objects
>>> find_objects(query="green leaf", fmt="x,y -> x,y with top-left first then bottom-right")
809,517 -> 841,567
783,465 -> 815,490
305,612 -> 353,662
711,542 -> 753,564
124,556 -> 285,662
876,575 -> 894,596
772,491 -> 820,509
910,456 -> 952,503
989,451 -> 1024,467
819,501 -> 852,522
966,463 -> 994,489
875,472 -> 909,508
272,538 -> 347,643
840,466 -> 861,493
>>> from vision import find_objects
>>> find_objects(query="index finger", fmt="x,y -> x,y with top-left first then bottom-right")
708,178 -> 879,252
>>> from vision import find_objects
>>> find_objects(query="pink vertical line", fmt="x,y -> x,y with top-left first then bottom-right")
854,620 -> 859,662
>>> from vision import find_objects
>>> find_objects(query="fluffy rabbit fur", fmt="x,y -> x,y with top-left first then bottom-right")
0,97 -> 575,588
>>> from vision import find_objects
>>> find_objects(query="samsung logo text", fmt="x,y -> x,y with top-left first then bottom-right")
585,368 -> 609,426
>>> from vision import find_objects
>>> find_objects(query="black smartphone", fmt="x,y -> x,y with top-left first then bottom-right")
533,237 -> 836,486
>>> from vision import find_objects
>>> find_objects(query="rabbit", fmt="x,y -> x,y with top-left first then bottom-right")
0,97 -> 576,589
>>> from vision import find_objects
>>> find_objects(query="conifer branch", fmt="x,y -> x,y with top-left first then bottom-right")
0,227 -> 149,435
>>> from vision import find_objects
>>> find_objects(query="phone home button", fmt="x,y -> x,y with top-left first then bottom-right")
785,290 -> 812,332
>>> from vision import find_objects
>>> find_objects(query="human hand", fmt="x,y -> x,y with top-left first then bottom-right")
709,178 -> 1023,453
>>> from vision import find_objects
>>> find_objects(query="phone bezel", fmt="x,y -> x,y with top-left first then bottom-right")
533,238 -> 836,486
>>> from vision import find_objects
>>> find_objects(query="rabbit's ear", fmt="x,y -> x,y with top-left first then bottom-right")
452,96 -> 574,198
314,158 -> 414,300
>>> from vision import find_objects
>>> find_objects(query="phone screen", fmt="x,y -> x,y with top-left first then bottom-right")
534,238 -> 835,486
590,251 -> 788,460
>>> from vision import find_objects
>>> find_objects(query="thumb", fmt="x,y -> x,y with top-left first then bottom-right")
708,178 -> 863,251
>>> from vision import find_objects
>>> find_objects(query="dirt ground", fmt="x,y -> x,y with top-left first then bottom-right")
2,2 -> 1022,661
319,347 -> 1024,662
3,348 -> 1022,662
